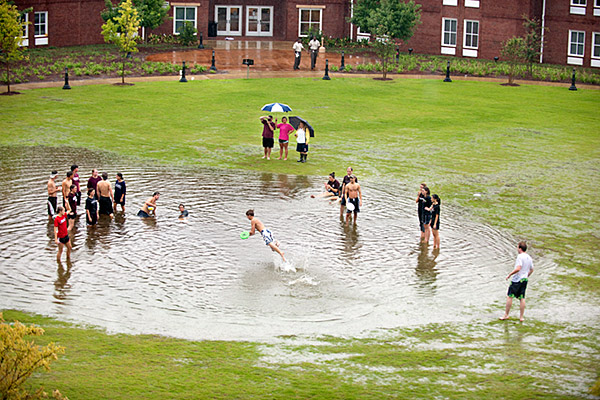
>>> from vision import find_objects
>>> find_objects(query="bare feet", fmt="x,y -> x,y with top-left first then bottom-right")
519,318 -> 524,322
276,157 -> 281,160
283,158 -> 287,161
262,156 -> 266,159
499,316 -> 510,320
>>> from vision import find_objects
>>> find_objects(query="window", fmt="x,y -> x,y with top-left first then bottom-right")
593,32 -> 600,58
596,0 -> 600,6
20,13 -> 28,38
569,30 -> 585,56
464,20 -> 479,48
34,11 -> 47,37
299,8 -> 322,37
442,18 -> 457,46
571,0 -> 586,4
173,6 -> 196,34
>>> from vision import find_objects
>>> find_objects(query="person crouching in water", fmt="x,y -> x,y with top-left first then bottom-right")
138,192 -> 160,218
246,209 -> 286,262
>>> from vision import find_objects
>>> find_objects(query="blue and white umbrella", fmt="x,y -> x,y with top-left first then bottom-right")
261,103 -> 292,113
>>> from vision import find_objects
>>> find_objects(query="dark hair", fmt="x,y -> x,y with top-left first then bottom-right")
424,187 -> 430,195
87,188 -> 94,196
117,172 -> 123,179
432,194 -> 441,204
71,164 -> 78,171
268,115 -> 273,120
57,206 -> 64,213
329,172 -> 335,178
66,171 -> 73,178
153,192 -> 160,197
70,184 -> 75,190
246,209 -> 254,217
518,241 -> 527,252
51,170 -> 58,175
101,172 -> 108,180
179,204 -> 185,208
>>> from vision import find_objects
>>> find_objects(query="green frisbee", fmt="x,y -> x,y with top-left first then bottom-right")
240,231 -> 250,239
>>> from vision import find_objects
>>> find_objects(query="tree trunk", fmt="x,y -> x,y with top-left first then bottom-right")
122,59 -> 125,84
382,58 -> 387,80
6,62 -> 10,93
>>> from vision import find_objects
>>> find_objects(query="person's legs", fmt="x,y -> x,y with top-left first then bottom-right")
353,210 -> 358,223
65,240 -> 72,259
424,224 -> 431,243
284,143 -> 288,160
56,243 -> 64,262
519,298 -> 526,322
500,296 -> 513,319
432,229 -> 440,248
263,147 -> 268,158
68,217 -> 74,232
268,242 -> 286,262
277,143 -> 283,159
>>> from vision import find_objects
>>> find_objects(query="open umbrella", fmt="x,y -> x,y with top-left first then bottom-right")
261,103 -> 292,112
289,116 -> 315,137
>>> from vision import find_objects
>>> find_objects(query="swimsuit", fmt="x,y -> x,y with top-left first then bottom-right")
346,197 -> 360,213
47,196 -> 57,216
138,210 -> 151,218
260,229 -> 274,246
99,195 -> 112,215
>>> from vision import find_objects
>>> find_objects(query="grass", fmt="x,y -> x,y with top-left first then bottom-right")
1,78 -> 599,398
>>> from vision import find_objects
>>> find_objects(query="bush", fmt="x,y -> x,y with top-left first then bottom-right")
0,313 -> 66,399
343,65 -> 353,72
178,22 -> 197,46
329,65 -> 339,72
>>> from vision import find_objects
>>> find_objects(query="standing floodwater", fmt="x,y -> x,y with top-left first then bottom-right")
0,146 -> 555,341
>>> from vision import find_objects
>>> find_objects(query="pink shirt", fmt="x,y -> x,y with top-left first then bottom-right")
277,123 -> 294,141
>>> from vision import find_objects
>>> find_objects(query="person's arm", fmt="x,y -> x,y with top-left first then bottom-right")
506,264 -> 521,280
358,185 -> 362,206
54,225 -> 59,243
528,264 -> 534,277
249,220 -> 256,236
109,185 -> 114,202
86,204 -> 91,221
432,213 -> 439,227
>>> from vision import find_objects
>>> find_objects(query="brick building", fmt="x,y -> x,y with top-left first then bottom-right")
14,0 -> 600,68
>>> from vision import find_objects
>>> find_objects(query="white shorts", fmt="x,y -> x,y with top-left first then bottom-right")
261,229 -> 274,246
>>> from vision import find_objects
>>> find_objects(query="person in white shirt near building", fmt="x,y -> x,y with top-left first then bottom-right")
292,38 -> 304,70
308,36 -> 320,70
500,241 -> 534,322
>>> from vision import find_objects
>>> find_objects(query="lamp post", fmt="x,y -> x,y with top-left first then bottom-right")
494,56 -> 499,62
323,59 -> 331,80
210,50 -> 217,72
443,60 -> 452,82
197,32 -> 204,49
396,46 -> 400,63
62,68 -> 71,90
340,51 -> 345,70
408,48 -> 413,56
569,68 -> 577,91
180,61 -> 188,82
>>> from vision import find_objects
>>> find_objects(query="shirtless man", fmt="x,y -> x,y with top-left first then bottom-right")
344,175 -> 362,225
339,167 -> 357,217
61,171 -> 73,208
246,209 -> 286,262
47,171 -> 60,220
96,172 -> 114,218
138,192 -> 160,218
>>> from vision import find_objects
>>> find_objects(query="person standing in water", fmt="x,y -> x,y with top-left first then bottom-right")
344,175 -> 362,225
85,188 -> 99,226
54,206 -> 72,261
61,171 -> 73,208
66,184 -> 78,232
47,171 -> 60,220
500,241 -> 534,322
71,165 -> 81,205
87,169 -> 102,200
416,183 -> 426,241
96,172 -> 114,218
430,194 -> 441,249
113,173 -> 126,213
246,209 -> 286,262
339,167 -> 357,217
138,192 -> 160,218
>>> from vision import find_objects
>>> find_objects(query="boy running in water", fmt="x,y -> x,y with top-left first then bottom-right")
246,209 -> 286,262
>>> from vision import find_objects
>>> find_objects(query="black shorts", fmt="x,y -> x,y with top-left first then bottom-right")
346,197 -> 360,213
279,139 -> 289,144
67,213 -> 77,220
58,235 -> 70,244
296,143 -> 308,153
99,196 -> 113,215
86,215 -> 97,225
114,196 -> 125,206
507,279 -> 528,299
422,212 -> 432,225
431,217 -> 440,230
47,197 -> 57,216
262,137 -> 274,148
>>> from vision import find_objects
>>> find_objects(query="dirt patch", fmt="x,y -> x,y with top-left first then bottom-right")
501,83 -> 520,87
0,91 -> 21,95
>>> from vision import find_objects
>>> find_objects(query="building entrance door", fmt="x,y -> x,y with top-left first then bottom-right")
216,5 -> 242,36
246,6 -> 273,37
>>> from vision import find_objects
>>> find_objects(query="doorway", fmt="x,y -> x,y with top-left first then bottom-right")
215,5 -> 242,36
246,6 -> 273,37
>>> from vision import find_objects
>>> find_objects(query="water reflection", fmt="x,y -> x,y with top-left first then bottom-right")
0,146 -> 556,341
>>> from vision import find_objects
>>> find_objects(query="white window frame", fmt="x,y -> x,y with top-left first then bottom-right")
441,17 -> 457,47
592,32 -> 600,58
173,6 -> 197,35
463,20 -> 479,49
245,6 -> 273,37
594,0 -> 600,16
568,30 -> 585,57
34,11 -> 47,37
465,0 -> 480,8
20,13 -> 29,47
571,0 -> 586,5
442,0 -> 457,6
298,7 -> 323,38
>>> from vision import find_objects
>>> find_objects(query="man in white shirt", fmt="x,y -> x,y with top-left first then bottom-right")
292,38 -> 304,70
500,241 -> 534,322
308,36 -> 320,70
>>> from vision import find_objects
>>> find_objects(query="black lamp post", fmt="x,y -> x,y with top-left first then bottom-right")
443,60 -> 452,82
197,32 -> 204,49
569,68 -> 577,91
180,61 -> 188,82
323,59 -> 331,80
340,51 -> 345,70
494,56 -> 499,62
408,48 -> 413,56
62,68 -> 71,90
210,50 -> 217,72
396,46 -> 400,63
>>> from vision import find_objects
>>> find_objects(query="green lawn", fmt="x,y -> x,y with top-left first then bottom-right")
1,78 -> 599,398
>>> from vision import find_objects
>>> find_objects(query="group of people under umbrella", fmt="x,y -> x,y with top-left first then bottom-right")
259,103 -> 314,162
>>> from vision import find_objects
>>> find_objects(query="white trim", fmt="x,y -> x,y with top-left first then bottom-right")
540,0 -> 546,63
567,56 -> 584,65
571,0 -> 586,5
463,48 -> 478,57
298,7 -> 322,38
215,5 -> 242,36
295,5 -> 326,9
570,6 -> 586,14
441,17 -> 457,47
441,47 -> 455,55
35,37 -> 48,45
465,0 -> 480,8
245,6 -> 273,37
463,19 -> 479,49
442,0 -> 457,5
591,59 -> 600,67
595,8 -> 600,16
34,11 -> 48,40
20,13 -> 29,47
172,6 -> 197,35
592,32 -> 600,58
568,30 -> 585,57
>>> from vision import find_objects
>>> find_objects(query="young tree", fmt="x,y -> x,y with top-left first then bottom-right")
102,0 -> 169,41
350,0 -> 421,79
522,16 -> 546,75
101,0 -> 140,84
501,36 -> 526,85
0,0 -> 28,94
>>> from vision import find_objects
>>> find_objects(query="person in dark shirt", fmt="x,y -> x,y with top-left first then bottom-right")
416,183 -> 426,241
67,184 -> 78,232
179,204 -> 189,219
430,194 -> 441,249
113,173 -> 126,213
87,169 -> 102,200
260,115 -> 276,160
311,173 -> 340,200
421,186 -> 433,244
85,188 -> 99,226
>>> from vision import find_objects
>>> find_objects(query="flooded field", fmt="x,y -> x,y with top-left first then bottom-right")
0,146 -> 560,341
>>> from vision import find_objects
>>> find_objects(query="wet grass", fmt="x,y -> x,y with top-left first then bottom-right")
5,310 -> 598,399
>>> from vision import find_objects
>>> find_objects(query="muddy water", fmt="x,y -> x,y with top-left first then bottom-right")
0,147 -> 556,341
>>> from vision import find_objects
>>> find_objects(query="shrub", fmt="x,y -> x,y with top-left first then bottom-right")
178,22 -> 197,46
343,64 -> 353,72
0,313 -> 66,399
330,65 -> 339,72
